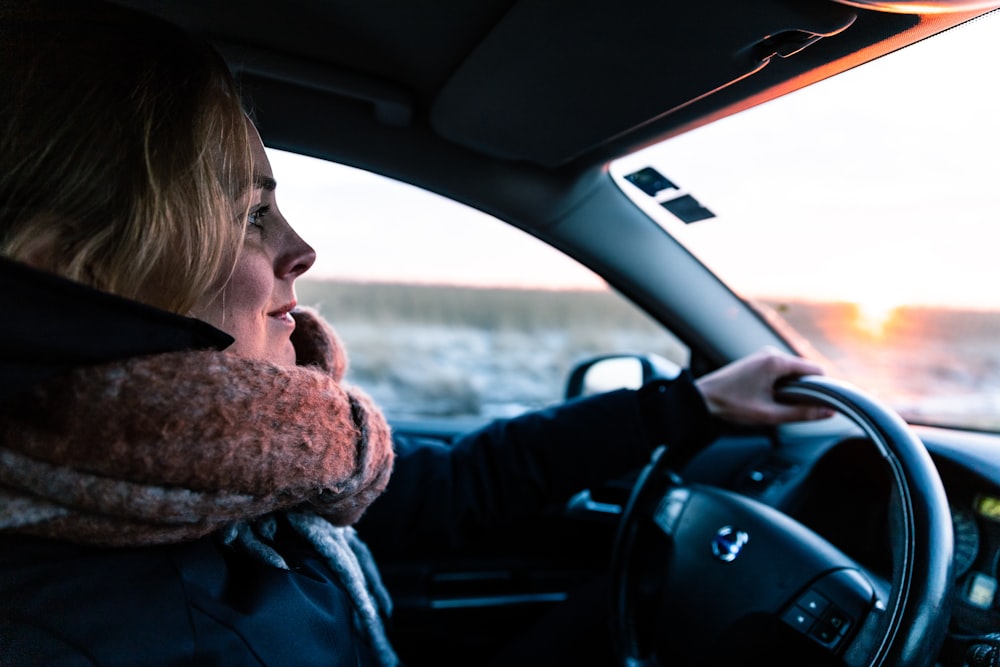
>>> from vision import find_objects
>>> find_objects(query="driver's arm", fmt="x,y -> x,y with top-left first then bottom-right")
356,372 -> 717,556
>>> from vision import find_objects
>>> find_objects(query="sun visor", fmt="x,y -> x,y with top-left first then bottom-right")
431,0 -> 857,167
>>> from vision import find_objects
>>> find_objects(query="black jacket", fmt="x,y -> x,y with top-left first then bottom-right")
0,258 -> 716,666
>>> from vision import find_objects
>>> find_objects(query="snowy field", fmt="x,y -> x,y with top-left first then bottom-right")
299,280 -> 1000,431
297,281 -> 686,420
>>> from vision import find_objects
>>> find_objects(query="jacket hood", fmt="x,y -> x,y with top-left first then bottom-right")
0,256 -> 233,400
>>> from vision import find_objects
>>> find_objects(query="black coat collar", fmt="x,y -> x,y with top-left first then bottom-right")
0,256 -> 233,400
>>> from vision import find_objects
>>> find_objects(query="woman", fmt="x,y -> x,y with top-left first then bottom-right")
0,1 -> 831,665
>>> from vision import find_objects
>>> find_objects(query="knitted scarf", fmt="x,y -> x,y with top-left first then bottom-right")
0,307 -> 398,665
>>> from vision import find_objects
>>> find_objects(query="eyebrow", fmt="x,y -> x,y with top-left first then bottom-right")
254,175 -> 277,191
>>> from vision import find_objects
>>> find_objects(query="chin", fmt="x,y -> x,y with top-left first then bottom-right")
273,344 -> 298,368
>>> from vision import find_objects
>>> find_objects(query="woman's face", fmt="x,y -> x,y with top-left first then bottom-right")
190,124 -> 316,366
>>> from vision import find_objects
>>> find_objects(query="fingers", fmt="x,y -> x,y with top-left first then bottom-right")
695,347 -> 835,425
753,345 -> 823,378
754,403 -> 836,426
776,356 -> 824,378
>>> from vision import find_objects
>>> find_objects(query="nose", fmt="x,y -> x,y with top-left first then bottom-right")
276,226 -> 317,279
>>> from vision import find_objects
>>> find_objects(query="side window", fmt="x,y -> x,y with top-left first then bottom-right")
268,149 -> 689,421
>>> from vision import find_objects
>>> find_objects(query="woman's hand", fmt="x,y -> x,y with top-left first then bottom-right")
695,347 -> 835,425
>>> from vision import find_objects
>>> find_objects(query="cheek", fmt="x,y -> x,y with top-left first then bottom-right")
191,252 -> 272,339
225,254 -> 273,315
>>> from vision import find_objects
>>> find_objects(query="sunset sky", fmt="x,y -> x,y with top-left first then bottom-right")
614,9 -> 1000,314
270,10 -> 1000,314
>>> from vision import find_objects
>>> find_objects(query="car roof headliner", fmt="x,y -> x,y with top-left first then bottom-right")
113,0 -> 994,224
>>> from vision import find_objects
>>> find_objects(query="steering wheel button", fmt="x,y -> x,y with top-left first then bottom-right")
653,488 -> 690,535
795,590 -> 830,616
781,606 -> 816,633
825,610 -> 851,635
810,622 -> 842,647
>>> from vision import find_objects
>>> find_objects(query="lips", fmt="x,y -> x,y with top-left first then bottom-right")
268,301 -> 297,324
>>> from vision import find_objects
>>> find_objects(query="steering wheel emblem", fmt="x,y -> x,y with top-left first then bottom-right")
712,526 -> 749,562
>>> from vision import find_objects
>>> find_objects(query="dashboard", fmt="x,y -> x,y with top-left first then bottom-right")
699,425 -> 1000,640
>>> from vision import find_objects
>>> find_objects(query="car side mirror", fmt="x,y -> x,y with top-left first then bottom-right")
565,353 -> 683,399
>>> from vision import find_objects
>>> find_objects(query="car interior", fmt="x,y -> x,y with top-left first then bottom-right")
106,1 -> 1000,666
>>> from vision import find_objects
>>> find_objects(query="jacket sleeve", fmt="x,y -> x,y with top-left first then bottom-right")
356,371 -> 719,557
0,621 -> 98,666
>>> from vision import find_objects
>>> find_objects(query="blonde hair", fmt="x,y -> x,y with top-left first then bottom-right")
0,0 -> 253,314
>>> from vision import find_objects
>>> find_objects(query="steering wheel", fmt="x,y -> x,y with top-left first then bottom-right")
610,375 -> 954,667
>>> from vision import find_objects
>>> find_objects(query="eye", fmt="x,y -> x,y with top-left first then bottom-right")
247,204 -> 270,231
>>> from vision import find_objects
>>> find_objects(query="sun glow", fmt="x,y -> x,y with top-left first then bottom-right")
853,299 -> 901,338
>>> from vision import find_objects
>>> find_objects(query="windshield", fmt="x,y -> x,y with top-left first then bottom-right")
611,11 -> 1000,433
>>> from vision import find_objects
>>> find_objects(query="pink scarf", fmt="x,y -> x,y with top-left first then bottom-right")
0,307 -> 395,547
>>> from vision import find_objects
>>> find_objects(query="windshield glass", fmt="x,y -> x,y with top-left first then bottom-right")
611,11 -> 1000,433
